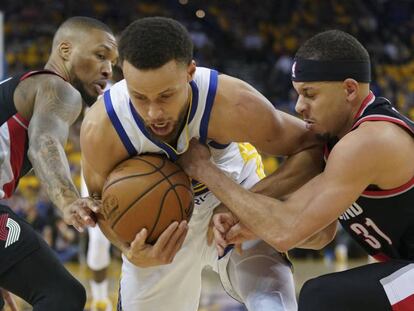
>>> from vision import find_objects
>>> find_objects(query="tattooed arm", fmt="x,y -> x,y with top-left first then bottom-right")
27,75 -> 99,231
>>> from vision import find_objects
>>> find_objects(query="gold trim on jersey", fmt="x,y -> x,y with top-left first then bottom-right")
237,143 -> 265,179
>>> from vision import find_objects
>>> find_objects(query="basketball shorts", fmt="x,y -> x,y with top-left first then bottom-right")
118,157 -> 297,311
299,260 -> 414,311
0,204 -> 40,276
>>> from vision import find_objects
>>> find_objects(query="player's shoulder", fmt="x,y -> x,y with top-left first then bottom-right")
35,74 -> 82,106
34,73 -> 78,93
82,97 -> 108,131
105,79 -> 129,103
354,120 -> 411,148
330,121 -> 405,166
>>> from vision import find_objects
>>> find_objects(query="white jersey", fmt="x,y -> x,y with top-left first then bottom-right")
103,67 -> 264,197
102,67 -> 297,311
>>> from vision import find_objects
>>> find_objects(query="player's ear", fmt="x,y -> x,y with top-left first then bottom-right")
343,78 -> 359,102
58,41 -> 72,61
187,60 -> 196,82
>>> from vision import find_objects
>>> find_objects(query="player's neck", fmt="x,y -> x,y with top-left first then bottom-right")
338,88 -> 371,138
44,58 -> 71,83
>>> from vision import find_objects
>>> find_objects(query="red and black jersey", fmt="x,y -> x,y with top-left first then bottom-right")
326,92 -> 414,262
0,70 -> 64,198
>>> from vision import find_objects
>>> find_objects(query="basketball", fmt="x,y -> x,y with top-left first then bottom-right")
98,154 -> 194,245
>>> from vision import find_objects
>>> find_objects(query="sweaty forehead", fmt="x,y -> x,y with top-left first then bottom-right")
124,60 -> 187,95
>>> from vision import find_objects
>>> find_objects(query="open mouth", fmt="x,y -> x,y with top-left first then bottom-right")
149,122 -> 173,136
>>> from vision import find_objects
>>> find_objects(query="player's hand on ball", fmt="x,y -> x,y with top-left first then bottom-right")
125,221 -> 188,267
178,138 -> 212,180
63,197 -> 101,232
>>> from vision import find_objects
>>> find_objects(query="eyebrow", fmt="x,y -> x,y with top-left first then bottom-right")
302,86 -> 315,92
131,88 -> 175,98
159,88 -> 174,95
96,44 -> 119,57
95,44 -> 108,51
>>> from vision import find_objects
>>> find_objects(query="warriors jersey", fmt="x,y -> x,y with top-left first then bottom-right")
103,67 -> 264,195
326,92 -> 414,261
0,70 -> 64,198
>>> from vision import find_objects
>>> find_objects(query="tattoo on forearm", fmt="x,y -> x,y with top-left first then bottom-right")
30,136 -> 79,210
28,76 -> 83,210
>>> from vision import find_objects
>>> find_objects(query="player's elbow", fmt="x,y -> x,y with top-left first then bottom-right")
309,232 -> 336,250
299,224 -> 338,250
318,225 -> 337,249
268,233 -> 295,253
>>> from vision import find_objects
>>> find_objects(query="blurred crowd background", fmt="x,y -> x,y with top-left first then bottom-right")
1,0 -> 414,266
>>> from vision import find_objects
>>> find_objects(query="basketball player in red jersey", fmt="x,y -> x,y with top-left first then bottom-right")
180,30 -> 414,311
0,16 -> 117,310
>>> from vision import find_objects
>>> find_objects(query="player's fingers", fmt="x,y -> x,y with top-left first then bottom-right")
213,227 -> 227,250
76,206 -> 96,227
71,216 -> 85,233
74,213 -> 86,228
226,223 -> 242,241
163,221 -> 188,255
212,215 -> 227,233
154,221 -> 179,251
88,198 -> 101,213
168,223 -> 188,260
130,228 -> 148,251
213,213 -> 234,233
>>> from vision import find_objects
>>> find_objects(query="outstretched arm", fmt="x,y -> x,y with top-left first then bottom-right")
28,76 -> 98,231
180,128 -> 382,252
251,146 -> 337,249
207,145 -> 335,251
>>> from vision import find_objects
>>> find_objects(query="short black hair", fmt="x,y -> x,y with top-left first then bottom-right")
119,17 -> 193,69
295,30 -> 370,62
59,16 -> 113,34
53,16 -> 113,48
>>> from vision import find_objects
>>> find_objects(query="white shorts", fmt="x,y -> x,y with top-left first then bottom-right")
119,159 -> 297,311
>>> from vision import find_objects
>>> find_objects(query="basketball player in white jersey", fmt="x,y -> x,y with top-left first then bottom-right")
81,17 -> 319,311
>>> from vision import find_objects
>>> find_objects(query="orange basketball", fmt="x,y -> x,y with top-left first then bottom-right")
98,154 -> 194,245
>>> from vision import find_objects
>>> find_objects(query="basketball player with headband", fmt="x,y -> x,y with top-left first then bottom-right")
81,17 -> 322,311
179,30 -> 414,311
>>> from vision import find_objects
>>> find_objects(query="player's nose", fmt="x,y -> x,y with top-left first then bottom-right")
101,60 -> 112,79
295,96 -> 307,115
147,103 -> 164,120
